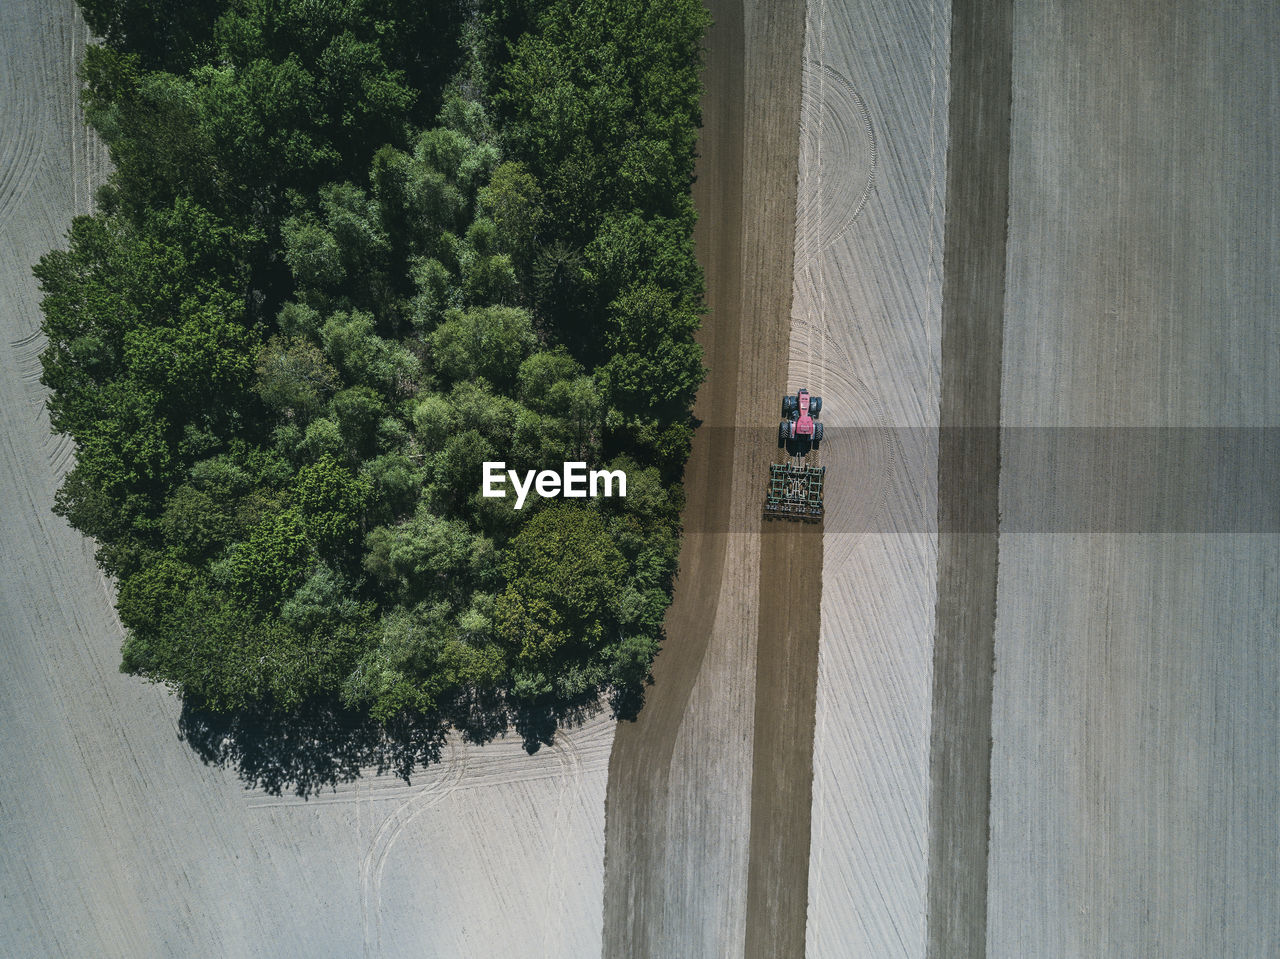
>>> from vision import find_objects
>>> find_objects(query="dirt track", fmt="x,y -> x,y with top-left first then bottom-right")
601,0 -> 814,954
746,522 -> 822,959
925,0 -> 1010,954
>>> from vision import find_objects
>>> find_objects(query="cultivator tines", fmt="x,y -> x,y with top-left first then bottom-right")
763,460 -> 825,521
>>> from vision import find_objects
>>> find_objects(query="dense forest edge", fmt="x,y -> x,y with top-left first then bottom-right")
38,0 -> 711,765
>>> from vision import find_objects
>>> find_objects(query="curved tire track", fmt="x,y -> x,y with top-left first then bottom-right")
538,726 -> 584,957
360,738 -> 468,957
0,24 -> 44,227
795,60 -> 878,268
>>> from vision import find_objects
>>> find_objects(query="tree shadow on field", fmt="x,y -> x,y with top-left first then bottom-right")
178,682 -> 630,798
508,689 -> 610,753
177,697 -> 451,798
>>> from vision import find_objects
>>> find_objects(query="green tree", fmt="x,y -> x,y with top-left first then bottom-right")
429,305 -> 535,387
47,0 -> 707,734
364,509 -> 493,607
476,160 -> 543,270
598,281 -> 705,422
160,484 -> 235,561
291,455 -> 370,553
79,0 -> 222,69
342,602 -> 505,721
331,385 -> 387,459
494,505 -> 626,685
221,508 -> 313,610
495,0 -> 709,237
458,219 -> 519,305
254,335 -> 340,420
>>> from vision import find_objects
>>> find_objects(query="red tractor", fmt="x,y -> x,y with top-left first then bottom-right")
778,388 -> 823,453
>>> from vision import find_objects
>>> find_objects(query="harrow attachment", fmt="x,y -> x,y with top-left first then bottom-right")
763,460 -> 826,522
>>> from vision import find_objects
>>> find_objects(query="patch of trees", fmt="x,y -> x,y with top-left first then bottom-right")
40,0 -> 710,729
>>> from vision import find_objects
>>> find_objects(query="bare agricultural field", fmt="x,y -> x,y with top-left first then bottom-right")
990,1 -> 1280,956
790,0 -> 948,955
0,3 -> 615,956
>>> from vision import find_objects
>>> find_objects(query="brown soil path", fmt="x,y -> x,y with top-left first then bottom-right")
746,521 -> 822,959
601,0 -> 814,955
925,0 -> 1012,955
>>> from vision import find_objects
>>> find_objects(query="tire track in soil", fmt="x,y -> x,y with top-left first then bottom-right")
744,519 -> 822,959
359,738 -> 468,958
795,60 -> 878,269
0,19 -> 44,228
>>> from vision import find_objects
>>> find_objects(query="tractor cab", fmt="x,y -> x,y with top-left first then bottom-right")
778,387 -> 824,451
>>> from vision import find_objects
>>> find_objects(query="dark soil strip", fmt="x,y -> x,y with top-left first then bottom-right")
737,1 -> 812,956
926,0 -> 1013,956
602,0 -> 812,952
745,522 -> 822,959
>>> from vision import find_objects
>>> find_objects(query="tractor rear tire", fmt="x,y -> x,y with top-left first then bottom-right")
778,421 -> 789,448
813,422 -> 824,446
811,396 -> 822,416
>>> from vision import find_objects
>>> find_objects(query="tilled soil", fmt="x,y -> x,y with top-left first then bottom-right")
601,0 -> 814,955
925,0 -> 1012,955
988,0 -> 1280,955
792,0 -> 951,955
745,521 -> 822,959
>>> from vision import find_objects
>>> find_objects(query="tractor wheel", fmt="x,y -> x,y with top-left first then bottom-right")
782,395 -> 798,417
811,396 -> 822,416
779,421 -> 789,447
814,422 -> 824,446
